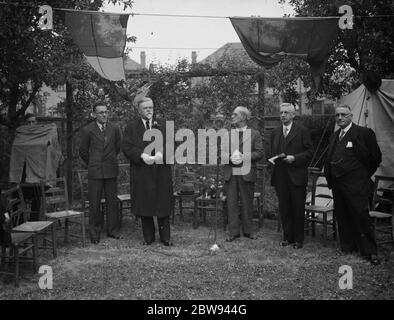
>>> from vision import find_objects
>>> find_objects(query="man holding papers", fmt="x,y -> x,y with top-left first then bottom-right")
270,103 -> 313,249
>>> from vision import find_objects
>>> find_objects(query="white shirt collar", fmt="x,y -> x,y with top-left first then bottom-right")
283,122 -> 293,132
235,125 -> 248,132
141,118 -> 152,129
341,122 -> 352,134
96,122 -> 106,130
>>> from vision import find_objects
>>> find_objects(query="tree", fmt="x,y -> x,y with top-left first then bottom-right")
0,0 -> 133,129
280,0 -> 394,99
0,0 -> 134,185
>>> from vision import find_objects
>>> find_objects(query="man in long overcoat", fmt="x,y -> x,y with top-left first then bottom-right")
122,97 -> 174,246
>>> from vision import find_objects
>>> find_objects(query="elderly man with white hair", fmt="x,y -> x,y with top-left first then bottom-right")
270,102 -> 314,249
223,106 -> 263,242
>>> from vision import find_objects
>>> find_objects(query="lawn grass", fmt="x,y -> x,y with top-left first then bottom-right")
1,210 -> 394,300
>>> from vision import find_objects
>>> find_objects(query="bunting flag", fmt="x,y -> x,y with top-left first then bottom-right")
230,17 -> 339,90
60,11 -> 129,81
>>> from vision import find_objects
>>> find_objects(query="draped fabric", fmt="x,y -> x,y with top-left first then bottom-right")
9,124 -> 63,183
59,11 -> 129,81
230,17 -> 339,90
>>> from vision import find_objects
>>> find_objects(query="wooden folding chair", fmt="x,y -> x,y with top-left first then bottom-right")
0,190 -> 37,287
369,175 -> 394,250
41,177 -> 86,247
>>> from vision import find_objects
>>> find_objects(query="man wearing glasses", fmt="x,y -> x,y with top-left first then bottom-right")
324,104 -> 382,265
79,102 -> 123,244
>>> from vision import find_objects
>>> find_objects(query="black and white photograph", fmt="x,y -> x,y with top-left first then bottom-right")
1,0 -> 394,306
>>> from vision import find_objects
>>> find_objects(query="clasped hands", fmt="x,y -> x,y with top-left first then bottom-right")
141,151 -> 163,165
230,149 -> 243,165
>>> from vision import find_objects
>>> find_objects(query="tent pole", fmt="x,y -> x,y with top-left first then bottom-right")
66,81 -> 73,202
257,72 -> 265,228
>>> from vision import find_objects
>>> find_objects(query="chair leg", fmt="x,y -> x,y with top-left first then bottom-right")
14,246 -> 19,287
1,244 -> 6,270
391,217 -> 394,250
51,223 -> 57,258
119,200 -> 123,228
32,236 -> 37,273
81,213 -> 86,247
64,218 -> 70,244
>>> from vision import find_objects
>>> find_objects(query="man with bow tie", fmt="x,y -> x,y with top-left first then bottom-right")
324,104 -> 382,265
79,102 -> 123,244
223,106 -> 263,242
122,97 -> 174,246
270,103 -> 314,249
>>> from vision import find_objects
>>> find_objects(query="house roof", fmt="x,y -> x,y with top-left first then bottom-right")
124,56 -> 145,73
199,42 -> 258,69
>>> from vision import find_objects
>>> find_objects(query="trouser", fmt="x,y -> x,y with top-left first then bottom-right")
140,216 -> 170,243
88,178 -> 119,241
331,170 -> 377,256
225,175 -> 254,237
274,171 -> 306,244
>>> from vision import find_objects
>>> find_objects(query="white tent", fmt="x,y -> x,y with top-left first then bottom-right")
339,79 -> 394,178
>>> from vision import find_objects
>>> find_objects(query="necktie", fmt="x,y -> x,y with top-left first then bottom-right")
339,130 -> 345,141
239,130 -> 244,153
145,120 -> 150,130
283,127 -> 288,138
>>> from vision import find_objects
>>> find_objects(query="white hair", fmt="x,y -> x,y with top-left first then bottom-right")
234,106 -> 251,121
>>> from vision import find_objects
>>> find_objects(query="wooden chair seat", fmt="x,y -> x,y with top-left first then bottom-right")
45,210 -> 84,219
369,211 -> 392,219
12,220 -> 54,233
117,194 -> 131,201
305,204 -> 334,214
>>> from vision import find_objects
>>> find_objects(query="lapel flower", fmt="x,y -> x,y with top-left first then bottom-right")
152,120 -> 159,128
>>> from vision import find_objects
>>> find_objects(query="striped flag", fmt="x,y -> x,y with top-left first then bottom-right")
62,11 -> 129,81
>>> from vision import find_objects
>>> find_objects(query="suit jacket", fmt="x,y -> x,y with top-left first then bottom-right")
270,122 -> 314,187
121,118 -> 173,217
223,127 -> 263,182
324,123 -> 382,189
79,121 -> 122,179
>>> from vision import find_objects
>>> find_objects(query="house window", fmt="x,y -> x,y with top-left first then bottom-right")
323,103 -> 335,115
312,101 -> 323,115
56,84 -> 66,92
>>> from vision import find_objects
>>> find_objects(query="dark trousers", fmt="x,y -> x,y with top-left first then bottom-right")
274,170 -> 306,244
140,216 -> 170,243
331,169 -> 377,256
225,175 -> 254,237
88,177 -> 119,241
21,184 -> 41,221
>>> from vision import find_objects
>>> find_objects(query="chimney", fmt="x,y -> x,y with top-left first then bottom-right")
140,51 -> 146,69
191,51 -> 197,64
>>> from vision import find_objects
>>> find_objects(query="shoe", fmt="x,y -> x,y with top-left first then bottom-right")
369,254 -> 381,266
143,240 -> 154,245
91,239 -> 100,245
279,240 -> 292,247
161,241 -> 173,247
293,242 -> 303,249
108,234 -> 123,240
244,234 -> 257,240
226,235 -> 240,242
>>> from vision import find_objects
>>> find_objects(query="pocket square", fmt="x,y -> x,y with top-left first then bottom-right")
346,141 -> 353,148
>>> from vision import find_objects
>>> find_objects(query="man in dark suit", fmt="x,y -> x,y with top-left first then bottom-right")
224,106 -> 263,242
122,97 -> 174,246
324,104 -> 382,265
79,102 -> 122,244
270,103 -> 314,249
